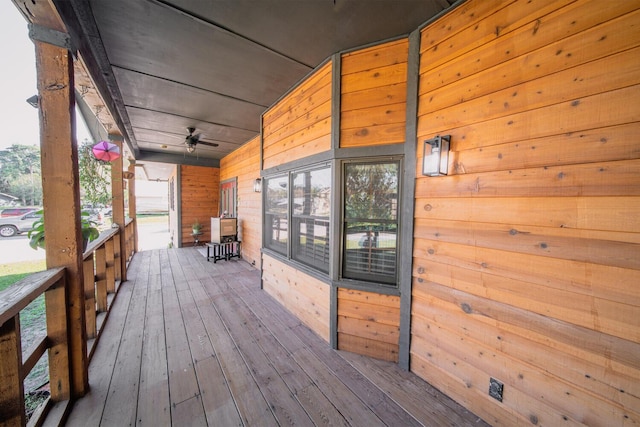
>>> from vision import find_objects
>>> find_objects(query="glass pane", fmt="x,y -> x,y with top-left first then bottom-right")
292,167 -> 331,216
344,162 -> 398,220
265,175 -> 288,214
265,214 -> 288,254
292,217 -> 330,273
343,221 -> 397,284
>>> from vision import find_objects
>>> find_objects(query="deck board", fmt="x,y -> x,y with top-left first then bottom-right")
65,247 -> 489,426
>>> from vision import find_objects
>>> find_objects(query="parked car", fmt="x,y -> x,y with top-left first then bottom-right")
1,207 -> 38,218
0,211 -> 42,237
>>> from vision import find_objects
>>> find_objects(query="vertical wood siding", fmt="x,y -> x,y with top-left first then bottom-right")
220,136 -> 262,267
261,255 -> 330,342
262,61 -> 333,170
179,165 -> 219,246
337,288 -> 400,362
340,39 -> 408,148
412,0 -> 640,425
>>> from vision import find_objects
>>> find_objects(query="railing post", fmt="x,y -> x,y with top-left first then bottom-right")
0,316 -> 25,426
83,255 -> 96,339
95,247 -> 108,313
46,276 -> 71,403
110,137 -> 128,282
105,239 -> 115,294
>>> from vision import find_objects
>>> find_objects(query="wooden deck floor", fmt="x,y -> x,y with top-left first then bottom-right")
65,247 -> 488,426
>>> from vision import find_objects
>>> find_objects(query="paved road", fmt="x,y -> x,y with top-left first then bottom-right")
0,221 -> 170,265
0,234 -> 46,264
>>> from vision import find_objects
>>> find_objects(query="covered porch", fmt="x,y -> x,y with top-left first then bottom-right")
64,247 -> 485,426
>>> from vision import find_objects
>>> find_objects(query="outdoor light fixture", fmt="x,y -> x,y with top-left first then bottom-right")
185,142 -> 196,153
422,135 -> 450,176
26,95 -> 39,109
253,178 -> 262,193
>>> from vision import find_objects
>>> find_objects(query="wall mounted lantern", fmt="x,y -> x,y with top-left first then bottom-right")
253,178 -> 262,193
422,135 -> 450,176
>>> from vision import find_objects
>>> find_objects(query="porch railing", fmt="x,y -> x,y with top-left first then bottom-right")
0,221 -> 135,426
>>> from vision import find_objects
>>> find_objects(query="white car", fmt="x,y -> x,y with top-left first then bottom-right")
0,211 -> 42,237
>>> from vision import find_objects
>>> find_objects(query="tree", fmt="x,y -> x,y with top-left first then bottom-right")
78,139 -> 112,206
0,144 -> 42,205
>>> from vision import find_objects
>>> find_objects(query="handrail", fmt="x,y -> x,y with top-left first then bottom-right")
84,227 -> 118,259
0,268 -> 64,326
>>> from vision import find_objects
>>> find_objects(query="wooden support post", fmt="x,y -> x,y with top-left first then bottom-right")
0,317 -> 25,426
35,40 -> 88,397
113,233 -> 122,284
110,137 -> 127,282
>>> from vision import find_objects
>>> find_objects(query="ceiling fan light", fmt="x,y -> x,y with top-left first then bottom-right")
186,143 -> 196,153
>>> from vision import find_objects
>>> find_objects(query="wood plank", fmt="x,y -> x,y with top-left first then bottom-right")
337,316 -> 399,345
100,259 -> 148,426
419,0 -> 637,86
449,123 -> 640,175
341,39 -> 409,75
95,247 -> 107,312
411,300 -> 639,425
135,251 -> 171,426
413,216 -> 640,270
414,196 -> 640,233
337,332 -> 399,362
420,47 -> 640,133
340,122 -> 406,148
212,287 -> 316,425
413,236 -> 640,305
419,84 -> 640,150
411,292 -> 640,411
337,298 -> 400,327
341,82 -> 407,113
341,352 -> 488,427
341,62 -> 407,93
341,102 -> 406,130
197,279 -> 278,426
413,280 -> 640,371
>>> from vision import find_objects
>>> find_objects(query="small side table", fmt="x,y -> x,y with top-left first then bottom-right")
206,241 -> 241,263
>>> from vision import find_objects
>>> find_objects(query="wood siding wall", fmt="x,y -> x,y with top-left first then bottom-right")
411,1 -> 640,425
262,61 -> 333,170
220,136 -> 262,267
179,165 -> 219,246
337,288 -> 400,362
262,255 -> 330,342
340,39 -> 408,148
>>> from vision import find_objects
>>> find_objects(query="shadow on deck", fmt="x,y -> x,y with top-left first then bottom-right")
65,247 -> 489,426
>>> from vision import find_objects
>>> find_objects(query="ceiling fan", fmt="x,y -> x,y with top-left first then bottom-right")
184,127 -> 219,153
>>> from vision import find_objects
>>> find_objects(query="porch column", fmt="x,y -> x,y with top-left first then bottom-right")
34,40 -> 88,397
127,162 -> 138,252
110,136 -> 127,281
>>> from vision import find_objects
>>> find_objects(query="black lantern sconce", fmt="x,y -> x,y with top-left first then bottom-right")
253,178 -> 262,193
422,135 -> 450,176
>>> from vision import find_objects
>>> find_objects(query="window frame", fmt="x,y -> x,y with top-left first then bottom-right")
339,157 -> 402,288
262,163 -> 332,274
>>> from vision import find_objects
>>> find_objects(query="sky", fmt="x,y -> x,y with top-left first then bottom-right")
0,2 -> 91,151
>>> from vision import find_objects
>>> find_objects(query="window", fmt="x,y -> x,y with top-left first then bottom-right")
342,161 -> 399,285
264,165 -> 332,274
264,175 -> 289,255
292,167 -> 331,273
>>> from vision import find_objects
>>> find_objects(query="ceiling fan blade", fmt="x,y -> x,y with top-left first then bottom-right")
198,141 -> 219,147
